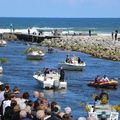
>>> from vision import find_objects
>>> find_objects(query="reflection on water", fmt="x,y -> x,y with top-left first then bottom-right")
0,41 -> 120,119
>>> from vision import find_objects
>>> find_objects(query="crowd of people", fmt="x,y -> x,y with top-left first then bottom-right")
0,83 -> 78,120
94,75 -> 109,83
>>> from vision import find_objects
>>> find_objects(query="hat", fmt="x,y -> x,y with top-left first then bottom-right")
64,107 -> 72,114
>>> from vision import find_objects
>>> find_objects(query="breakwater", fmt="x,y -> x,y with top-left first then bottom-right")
41,35 -> 120,61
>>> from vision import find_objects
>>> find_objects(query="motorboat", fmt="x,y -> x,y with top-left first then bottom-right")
33,68 -> 67,89
0,40 -> 7,47
87,104 -> 119,120
27,51 -> 45,60
88,80 -> 118,89
58,61 -> 86,71
0,66 -> 3,74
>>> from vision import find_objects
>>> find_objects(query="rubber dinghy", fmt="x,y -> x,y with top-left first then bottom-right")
88,80 -> 118,89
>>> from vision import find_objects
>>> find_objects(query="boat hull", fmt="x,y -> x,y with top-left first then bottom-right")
58,62 -> 86,71
88,80 -> 118,89
33,74 -> 67,89
0,66 -> 3,74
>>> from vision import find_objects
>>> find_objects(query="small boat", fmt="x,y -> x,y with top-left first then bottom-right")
87,104 -> 119,120
0,66 -> 3,74
27,51 -> 45,60
88,80 -> 118,89
58,61 -> 86,71
0,40 -> 7,47
33,68 -> 67,89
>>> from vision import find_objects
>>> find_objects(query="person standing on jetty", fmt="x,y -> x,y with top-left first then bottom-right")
115,30 -> 118,40
89,30 -> 91,36
111,32 -> 114,40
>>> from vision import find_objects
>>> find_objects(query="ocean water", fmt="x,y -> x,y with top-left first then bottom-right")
0,17 -> 120,33
0,41 -> 120,119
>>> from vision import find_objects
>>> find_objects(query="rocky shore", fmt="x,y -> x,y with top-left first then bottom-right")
41,35 -> 120,61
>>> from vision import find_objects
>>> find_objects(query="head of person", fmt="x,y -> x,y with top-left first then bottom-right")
64,107 -> 72,115
20,110 -> 27,119
36,110 -> 45,120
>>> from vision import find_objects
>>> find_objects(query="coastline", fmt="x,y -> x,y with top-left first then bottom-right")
41,34 -> 120,61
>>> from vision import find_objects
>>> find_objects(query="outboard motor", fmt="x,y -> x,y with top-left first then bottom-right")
53,80 -> 60,89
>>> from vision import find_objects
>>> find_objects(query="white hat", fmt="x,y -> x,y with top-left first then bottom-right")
64,107 -> 72,114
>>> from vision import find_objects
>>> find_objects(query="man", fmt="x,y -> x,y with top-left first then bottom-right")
59,67 -> 64,82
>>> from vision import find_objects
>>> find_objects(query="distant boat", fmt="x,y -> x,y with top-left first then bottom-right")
58,61 -> 86,71
0,66 -> 3,74
0,40 -> 7,47
33,68 -> 67,89
27,51 -> 45,60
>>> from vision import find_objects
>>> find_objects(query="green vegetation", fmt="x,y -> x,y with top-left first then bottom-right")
0,58 -> 8,63
24,47 -> 44,54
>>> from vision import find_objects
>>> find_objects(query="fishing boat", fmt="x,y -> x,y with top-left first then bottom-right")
0,66 -> 3,74
88,80 -> 118,89
27,51 -> 45,60
58,61 -> 86,71
0,40 -> 7,47
33,68 -> 67,89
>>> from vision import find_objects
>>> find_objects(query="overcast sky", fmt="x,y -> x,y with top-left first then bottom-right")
0,0 -> 120,18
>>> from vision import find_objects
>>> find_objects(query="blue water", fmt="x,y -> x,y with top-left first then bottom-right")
0,41 -> 120,119
0,18 -> 120,33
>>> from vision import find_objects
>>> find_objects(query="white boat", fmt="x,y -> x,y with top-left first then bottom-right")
33,69 -> 67,89
0,66 -> 3,74
58,61 -> 86,71
87,104 -> 119,120
0,40 -> 7,47
27,51 -> 45,60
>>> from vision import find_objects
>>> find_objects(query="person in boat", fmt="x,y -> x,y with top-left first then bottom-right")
99,90 -> 109,103
66,55 -> 71,63
78,57 -> 81,64
95,75 -> 101,83
59,67 -> 64,82
44,68 -> 50,76
100,75 -> 109,82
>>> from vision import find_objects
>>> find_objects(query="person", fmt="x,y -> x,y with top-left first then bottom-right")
44,68 -> 49,76
59,67 -> 64,82
112,32 -> 114,39
66,55 -> 69,63
115,30 -> 118,40
95,75 -> 101,83
99,90 -> 109,104
78,57 -> 81,64
89,30 -> 91,36
100,75 -> 109,82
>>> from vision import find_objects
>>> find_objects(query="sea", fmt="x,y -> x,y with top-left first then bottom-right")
0,18 -> 120,119
0,17 -> 120,33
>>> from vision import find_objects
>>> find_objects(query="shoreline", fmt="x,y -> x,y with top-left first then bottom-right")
41,35 -> 120,61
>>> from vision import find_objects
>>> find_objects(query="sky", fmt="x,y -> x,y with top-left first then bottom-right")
0,0 -> 120,18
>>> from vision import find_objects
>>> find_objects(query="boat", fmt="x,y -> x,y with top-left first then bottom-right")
33,68 -> 67,89
27,51 -> 45,60
86,92 -> 119,120
88,80 -> 118,89
58,61 -> 86,71
0,40 -> 7,47
0,66 -> 3,74
87,104 -> 119,120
